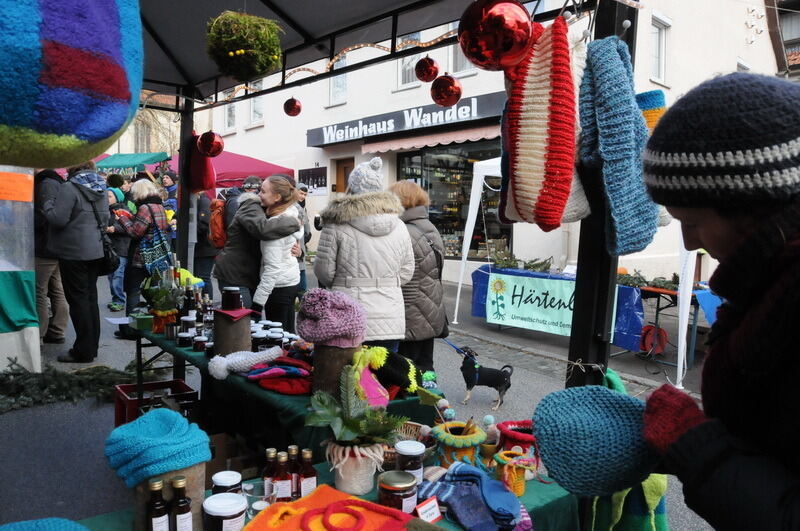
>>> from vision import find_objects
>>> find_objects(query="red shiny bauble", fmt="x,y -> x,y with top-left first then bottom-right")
415,56 -> 440,82
283,97 -> 302,117
196,131 -> 224,157
458,0 -> 533,71
431,74 -> 462,107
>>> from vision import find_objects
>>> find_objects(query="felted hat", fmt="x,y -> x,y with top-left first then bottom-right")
635,90 -> 666,131
579,37 -> 659,256
532,385 -> 659,496
644,73 -> 800,209
296,288 -> 366,348
347,157 -> 384,194
104,408 -> 211,487
505,16 -> 575,231
109,187 -> 125,204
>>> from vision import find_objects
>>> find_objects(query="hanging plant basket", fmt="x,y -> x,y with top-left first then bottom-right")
207,11 -> 283,82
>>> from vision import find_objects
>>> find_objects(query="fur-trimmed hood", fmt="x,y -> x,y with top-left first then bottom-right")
238,191 -> 261,205
321,191 -> 404,237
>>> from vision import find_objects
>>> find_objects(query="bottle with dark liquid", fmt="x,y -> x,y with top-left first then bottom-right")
146,478 -> 168,531
261,448 -> 277,501
169,475 -> 192,531
287,445 -> 300,500
299,448 -> 317,497
273,452 -> 292,503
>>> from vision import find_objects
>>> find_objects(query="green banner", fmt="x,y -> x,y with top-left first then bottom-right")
486,273 -> 576,336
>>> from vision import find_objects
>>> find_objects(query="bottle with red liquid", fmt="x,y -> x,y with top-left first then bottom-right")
273,452 -> 292,503
287,445 -> 300,500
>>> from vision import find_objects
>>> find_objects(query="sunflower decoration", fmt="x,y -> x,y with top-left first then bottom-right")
491,278 -> 506,295
489,277 -> 507,320
207,11 -> 283,82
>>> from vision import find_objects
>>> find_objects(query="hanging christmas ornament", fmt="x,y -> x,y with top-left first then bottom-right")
431,74 -> 462,107
197,131 -> 224,157
283,97 -> 302,116
458,0 -> 533,71
415,56 -> 440,82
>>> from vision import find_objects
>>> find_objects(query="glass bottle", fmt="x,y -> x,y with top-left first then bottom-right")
261,448 -> 277,500
146,478 -> 168,531
287,445 -> 300,500
194,290 -> 204,331
273,452 -> 292,503
299,448 -> 317,498
169,475 -> 192,531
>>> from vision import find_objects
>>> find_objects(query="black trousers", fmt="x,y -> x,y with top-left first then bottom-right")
265,284 -> 299,333
398,338 -> 435,372
59,259 -> 102,360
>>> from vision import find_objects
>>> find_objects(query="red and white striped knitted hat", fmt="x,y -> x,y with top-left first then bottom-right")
505,16 -> 575,232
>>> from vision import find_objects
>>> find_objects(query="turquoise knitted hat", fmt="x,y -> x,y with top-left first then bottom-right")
0,519 -> 88,531
533,385 -> 659,496
105,409 -> 211,487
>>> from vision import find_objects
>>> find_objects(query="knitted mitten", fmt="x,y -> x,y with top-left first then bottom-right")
643,384 -> 707,454
417,481 -> 496,531
208,347 -> 282,380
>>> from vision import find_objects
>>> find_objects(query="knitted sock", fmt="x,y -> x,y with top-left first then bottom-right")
417,481 -> 496,531
446,462 -> 520,525
208,347 -> 282,380
514,505 -> 533,531
635,89 -> 666,131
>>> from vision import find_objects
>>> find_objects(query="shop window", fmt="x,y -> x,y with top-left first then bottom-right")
329,57 -> 347,106
223,89 -> 236,131
398,140 -> 511,260
134,121 -> 151,153
397,32 -> 421,89
450,24 -> 474,75
249,78 -> 264,124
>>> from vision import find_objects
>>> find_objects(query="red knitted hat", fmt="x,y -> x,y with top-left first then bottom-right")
505,16 -> 575,232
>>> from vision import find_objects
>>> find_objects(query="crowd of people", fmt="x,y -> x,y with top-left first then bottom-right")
33,156 -> 448,381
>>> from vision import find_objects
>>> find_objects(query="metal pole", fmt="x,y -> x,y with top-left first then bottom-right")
176,88 -> 194,268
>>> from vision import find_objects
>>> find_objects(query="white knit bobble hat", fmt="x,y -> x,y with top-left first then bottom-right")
347,157 -> 384,194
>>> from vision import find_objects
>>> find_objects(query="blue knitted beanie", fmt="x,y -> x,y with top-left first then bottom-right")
645,73 -> 800,208
105,409 -> 211,488
579,37 -> 659,256
533,385 -> 659,496
0,519 -> 88,531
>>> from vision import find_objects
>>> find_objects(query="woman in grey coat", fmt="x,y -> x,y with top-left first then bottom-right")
390,181 -> 447,377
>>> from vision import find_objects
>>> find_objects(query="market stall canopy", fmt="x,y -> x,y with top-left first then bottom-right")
97,152 -> 170,172
153,151 -> 294,189
140,0 -> 474,97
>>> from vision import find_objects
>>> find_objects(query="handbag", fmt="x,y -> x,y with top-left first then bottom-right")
90,201 -> 120,277
139,205 -> 173,274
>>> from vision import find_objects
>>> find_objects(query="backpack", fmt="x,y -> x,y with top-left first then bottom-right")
208,198 -> 228,248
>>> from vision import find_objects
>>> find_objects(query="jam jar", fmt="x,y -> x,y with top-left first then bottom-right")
192,335 -> 207,352
394,440 -> 425,484
202,493 -> 247,531
176,332 -> 192,348
221,287 -> 242,310
205,341 -> 215,357
377,471 -> 417,514
211,471 -> 242,494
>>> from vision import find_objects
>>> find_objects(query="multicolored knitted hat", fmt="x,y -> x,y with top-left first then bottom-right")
505,16 -> 575,232
533,385 -> 659,496
636,90 -> 666,131
296,289 -> 366,348
0,0 -> 143,167
579,37 -> 658,256
644,73 -> 800,208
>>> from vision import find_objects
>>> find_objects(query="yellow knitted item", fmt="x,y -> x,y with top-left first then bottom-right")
641,108 -> 664,131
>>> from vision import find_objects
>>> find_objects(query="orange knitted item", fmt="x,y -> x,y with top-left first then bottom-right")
244,484 -> 412,530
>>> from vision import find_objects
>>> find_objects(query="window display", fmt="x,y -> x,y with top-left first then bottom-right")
397,140 -> 511,259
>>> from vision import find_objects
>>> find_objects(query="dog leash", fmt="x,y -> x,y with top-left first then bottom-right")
440,338 -> 481,384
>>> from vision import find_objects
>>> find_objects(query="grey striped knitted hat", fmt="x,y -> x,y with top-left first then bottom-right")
644,73 -> 800,207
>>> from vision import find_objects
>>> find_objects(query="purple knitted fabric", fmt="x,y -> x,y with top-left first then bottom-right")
297,289 -> 366,348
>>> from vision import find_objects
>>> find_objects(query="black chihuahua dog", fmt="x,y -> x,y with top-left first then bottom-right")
459,346 -> 514,411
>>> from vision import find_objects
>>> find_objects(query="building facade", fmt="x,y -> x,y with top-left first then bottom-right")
196,1 -> 781,284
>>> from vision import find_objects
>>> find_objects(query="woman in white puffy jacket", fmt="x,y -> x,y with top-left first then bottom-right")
251,175 -> 304,332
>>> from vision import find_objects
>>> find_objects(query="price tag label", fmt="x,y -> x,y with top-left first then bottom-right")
415,496 -> 442,523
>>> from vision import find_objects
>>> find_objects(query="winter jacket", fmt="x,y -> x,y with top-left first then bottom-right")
314,192 -> 415,341
252,205 -> 304,306
223,187 -> 244,228
662,199 -> 800,530
399,206 -> 447,341
296,202 -> 312,272
117,197 -> 170,269
34,171 -> 62,258
214,193 -> 302,291
42,170 -> 109,261
194,193 -> 219,258
107,201 -> 132,257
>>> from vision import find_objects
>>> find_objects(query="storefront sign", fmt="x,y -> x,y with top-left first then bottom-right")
306,91 -> 506,147
485,273 -> 576,336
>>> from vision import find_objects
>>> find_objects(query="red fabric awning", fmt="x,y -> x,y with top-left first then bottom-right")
153,151 -> 294,189
361,124 -> 501,154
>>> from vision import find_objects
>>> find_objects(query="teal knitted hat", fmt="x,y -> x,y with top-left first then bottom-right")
0,519 -> 88,531
105,408 -> 211,487
109,187 -> 125,204
533,385 -> 659,496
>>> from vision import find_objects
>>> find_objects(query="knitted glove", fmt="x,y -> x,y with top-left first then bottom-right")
643,384 -> 707,454
208,348 -> 281,380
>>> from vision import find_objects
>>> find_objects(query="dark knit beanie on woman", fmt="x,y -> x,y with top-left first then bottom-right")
644,73 -> 800,208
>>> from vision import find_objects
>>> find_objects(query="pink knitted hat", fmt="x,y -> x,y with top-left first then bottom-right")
296,289 -> 366,348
